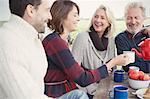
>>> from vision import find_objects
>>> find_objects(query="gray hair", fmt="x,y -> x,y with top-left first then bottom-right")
124,2 -> 146,18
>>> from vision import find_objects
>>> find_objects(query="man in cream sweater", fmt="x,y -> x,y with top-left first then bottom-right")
0,0 -> 88,99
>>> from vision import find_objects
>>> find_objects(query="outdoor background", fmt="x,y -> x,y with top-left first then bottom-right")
70,0 -> 150,42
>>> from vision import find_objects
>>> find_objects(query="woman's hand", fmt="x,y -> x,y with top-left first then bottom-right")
106,54 -> 129,71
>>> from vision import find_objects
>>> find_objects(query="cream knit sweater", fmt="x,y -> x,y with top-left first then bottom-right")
0,14 -> 52,99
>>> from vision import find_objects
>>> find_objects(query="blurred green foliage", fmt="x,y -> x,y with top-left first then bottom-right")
70,19 -> 126,42
70,18 -> 150,44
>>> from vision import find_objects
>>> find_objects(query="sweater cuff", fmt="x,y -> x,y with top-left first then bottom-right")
98,65 -> 109,79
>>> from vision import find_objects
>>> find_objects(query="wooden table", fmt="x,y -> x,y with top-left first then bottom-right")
93,72 -> 137,99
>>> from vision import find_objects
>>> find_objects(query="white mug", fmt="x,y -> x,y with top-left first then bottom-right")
123,51 -> 135,64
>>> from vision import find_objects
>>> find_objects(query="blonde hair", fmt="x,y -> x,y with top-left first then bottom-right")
89,4 -> 116,38
124,2 -> 146,18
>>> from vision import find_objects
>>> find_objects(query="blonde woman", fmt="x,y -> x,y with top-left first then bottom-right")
72,5 -> 116,98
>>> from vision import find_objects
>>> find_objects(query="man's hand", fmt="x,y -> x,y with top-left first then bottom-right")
144,25 -> 150,36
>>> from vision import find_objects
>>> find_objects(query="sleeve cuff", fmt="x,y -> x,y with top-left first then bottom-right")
98,65 -> 109,79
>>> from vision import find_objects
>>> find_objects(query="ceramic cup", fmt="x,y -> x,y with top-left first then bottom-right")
123,51 -> 135,64
114,70 -> 125,83
109,85 -> 128,99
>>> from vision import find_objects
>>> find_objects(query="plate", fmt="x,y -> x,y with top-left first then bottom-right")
135,88 -> 147,99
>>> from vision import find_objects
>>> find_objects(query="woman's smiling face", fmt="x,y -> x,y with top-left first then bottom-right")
92,9 -> 110,34
63,5 -> 80,33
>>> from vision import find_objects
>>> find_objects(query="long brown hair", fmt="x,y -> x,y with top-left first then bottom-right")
47,0 -> 79,34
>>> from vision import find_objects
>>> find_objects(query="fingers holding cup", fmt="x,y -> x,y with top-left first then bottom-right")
123,51 -> 135,65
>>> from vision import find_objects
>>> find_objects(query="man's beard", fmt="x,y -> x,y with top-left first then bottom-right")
127,24 -> 143,34
127,27 -> 142,34
127,29 -> 136,34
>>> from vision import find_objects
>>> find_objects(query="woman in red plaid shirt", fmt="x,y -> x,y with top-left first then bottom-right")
42,0 -> 130,98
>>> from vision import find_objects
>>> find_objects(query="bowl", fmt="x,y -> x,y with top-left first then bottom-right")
128,78 -> 150,89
